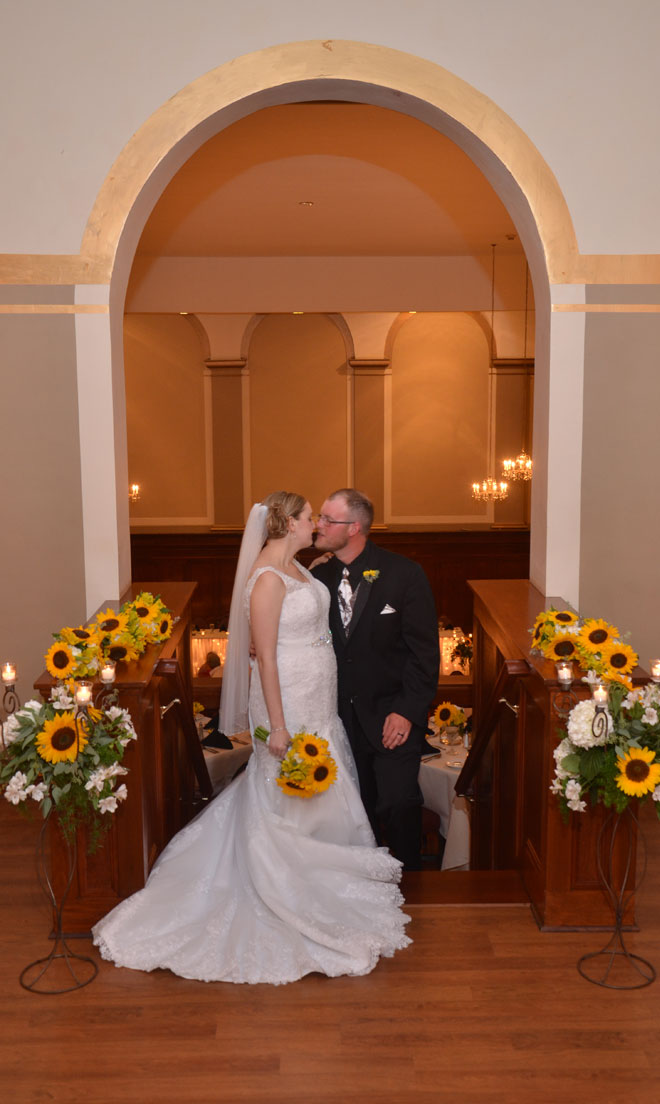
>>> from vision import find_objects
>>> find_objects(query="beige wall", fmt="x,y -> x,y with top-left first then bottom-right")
248,314 -> 349,509
124,315 -> 208,522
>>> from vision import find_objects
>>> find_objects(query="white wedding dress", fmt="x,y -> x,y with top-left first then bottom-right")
92,565 -> 410,984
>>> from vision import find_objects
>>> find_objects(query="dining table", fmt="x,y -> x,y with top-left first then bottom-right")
418,736 -> 470,870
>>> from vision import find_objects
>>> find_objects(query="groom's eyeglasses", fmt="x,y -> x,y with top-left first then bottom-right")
315,515 -> 354,526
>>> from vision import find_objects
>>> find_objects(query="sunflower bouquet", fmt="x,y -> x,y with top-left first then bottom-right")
254,727 -> 337,798
44,591 -> 173,683
433,701 -> 467,733
551,680 -> 660,821
0,684 -> 137,846
530,607 -> 638,689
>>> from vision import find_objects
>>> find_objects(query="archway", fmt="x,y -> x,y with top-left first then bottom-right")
75,40 -> 578,613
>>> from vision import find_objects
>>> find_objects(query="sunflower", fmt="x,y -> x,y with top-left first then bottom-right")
36,711 -> 88,763
45,641 -> 78,680
277,777 -> 315,798
601,640 -> 638,678
615,747 -> 660,797
293,732 -> 329,762
60,625 -> 100,647
541,634 -> 579,663
548,609 -> 579,627
104,633 -> 140,665
309,757 -> 338,794
132,599 -> 159,624
96,608 -> 129,636
150,612 -> 173,642
577,618 -> 620,653
434,701 -> 457,727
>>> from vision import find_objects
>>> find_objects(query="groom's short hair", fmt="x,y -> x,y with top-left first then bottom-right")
328,489 -> 373,535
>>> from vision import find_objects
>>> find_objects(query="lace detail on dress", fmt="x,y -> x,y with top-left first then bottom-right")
92,558 -> 411,985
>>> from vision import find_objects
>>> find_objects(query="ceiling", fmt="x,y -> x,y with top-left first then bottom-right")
136,103 -> 523,259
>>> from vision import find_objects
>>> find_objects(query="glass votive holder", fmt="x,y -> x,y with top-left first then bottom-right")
2,662 -> 17,686
555,661 -> 573,688
74,681 -> 93,708
100,660 -> 116,685
650,659 -> 660,683
592,683 -> 609,707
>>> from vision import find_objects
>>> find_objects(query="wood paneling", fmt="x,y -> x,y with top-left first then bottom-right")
130,528 -> 530,631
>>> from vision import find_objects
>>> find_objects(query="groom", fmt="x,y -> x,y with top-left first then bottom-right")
312,489 -> 439,870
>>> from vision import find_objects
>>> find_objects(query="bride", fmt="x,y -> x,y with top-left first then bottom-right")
93,491 -> 410,984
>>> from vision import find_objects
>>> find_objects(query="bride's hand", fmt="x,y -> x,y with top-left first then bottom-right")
268,727 -> 290,759
308,551 -> 334,570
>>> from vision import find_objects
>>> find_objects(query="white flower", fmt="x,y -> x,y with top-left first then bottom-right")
108,764 -> 128,779
567,698 -> 613,748
25,782 -> 48,803
549,777 -> 564,794
4,771 -> 29,805
553,737 -> 574,778
23,699 -> 44,713
2,714 -> 21,746
99,795 -> 118,814
567,796 -> 587,812
653,786 -> 660,803
114,783 -> 128,803
623,688 -> 643,709
642,707 -> 659,726
85,767 -> 107,794
50,685 -> 75,710
565,779 -> 582,801
106,706 -> 126,722
581,670 -> 602,687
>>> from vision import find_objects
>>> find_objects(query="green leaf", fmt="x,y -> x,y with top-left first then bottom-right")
561,754 -> 580,774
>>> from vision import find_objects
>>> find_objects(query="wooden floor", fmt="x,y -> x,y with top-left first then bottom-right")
3,800 -> 660,1104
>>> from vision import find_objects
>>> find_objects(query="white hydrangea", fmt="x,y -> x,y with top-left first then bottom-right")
553,737 -> 574,778
2,713 -> 21,746
4,771 -> 29,805
567,698 -> 613,748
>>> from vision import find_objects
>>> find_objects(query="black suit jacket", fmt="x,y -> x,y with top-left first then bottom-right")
312,541 -> 439,750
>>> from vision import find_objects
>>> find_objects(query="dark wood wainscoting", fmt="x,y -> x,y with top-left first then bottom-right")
130,528 -> 530,630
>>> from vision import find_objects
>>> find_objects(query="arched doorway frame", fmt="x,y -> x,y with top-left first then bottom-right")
75,40 -> 582,613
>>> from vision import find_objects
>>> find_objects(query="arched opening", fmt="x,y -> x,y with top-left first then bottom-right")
75,41 -> 577,614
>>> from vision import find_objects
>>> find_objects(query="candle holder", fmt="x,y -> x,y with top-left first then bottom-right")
591,682 -> 610,741
1,661 -> 21,751
551,661 -> 577,720
94,661 -> 117,708
650,659 -> 660,684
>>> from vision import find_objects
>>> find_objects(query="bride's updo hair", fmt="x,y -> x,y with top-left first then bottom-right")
262,491 -> 307,540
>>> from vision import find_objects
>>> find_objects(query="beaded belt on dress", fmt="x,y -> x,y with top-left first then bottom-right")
310,630 -> 333,647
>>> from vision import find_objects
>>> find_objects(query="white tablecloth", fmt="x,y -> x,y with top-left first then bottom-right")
419,742 -> 470,870
191,631 -> 228,675
203,734 -> 252,792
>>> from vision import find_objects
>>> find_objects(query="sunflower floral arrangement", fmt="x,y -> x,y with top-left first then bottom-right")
433,701 -> 467,733
530,607 -> 638,688
551,680 -> 660,821
254,727 -> 337,798
44,591 -> 173,683
0,684 -> 137,847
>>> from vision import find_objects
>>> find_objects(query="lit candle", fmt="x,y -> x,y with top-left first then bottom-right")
592,684 -> 608,706
650,659 -> 660,683
74,681 -> 93,707
1,662 -> 17,685
100,661 -> 116,685
556,661 -> 573,687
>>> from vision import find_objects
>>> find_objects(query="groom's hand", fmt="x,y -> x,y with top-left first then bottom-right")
382,712 -> 412,749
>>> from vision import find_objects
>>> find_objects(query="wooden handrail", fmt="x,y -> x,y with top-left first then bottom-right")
155,657 -> 214,801
455,657 -> 531,797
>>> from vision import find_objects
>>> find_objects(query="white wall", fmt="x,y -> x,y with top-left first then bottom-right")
3,1 -> 659,257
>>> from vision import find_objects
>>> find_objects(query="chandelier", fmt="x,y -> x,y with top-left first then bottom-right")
471,478 -> 508,502
502,451 -> 533,481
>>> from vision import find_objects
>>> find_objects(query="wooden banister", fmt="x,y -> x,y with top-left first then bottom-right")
455,657 -> 531,797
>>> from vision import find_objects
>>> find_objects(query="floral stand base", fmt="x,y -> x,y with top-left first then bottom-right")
20,814 -> 98,995
577,807 -> 656,990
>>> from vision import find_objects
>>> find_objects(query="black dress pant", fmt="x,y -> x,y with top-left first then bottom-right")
344,707 -> 423,871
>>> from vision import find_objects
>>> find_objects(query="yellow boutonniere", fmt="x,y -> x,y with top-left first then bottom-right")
363,570 -> 380,583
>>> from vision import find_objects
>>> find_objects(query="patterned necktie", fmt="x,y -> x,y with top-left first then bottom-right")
338,567 -> 355,630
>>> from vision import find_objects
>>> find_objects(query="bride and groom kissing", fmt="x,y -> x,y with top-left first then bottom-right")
92,488 -> 439,985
